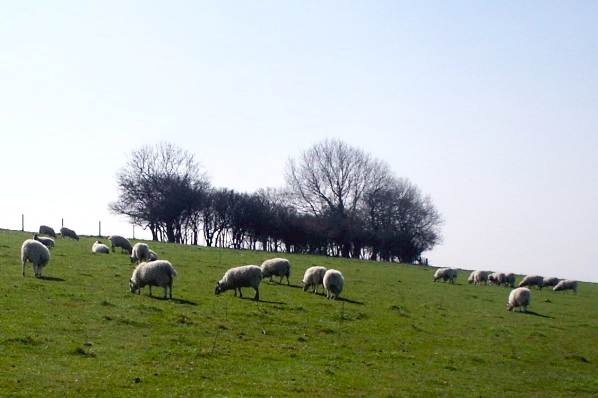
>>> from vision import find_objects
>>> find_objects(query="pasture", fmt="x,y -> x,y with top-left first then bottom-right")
1,229 -> 597,396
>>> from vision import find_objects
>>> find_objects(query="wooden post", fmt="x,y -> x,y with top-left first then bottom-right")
21,214 -> 24,232
61,218 -> 64,227
98,221 -> 102,237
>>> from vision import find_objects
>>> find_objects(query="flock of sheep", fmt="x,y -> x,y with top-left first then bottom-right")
20,225 -> 346,302
433,267 -> 579,312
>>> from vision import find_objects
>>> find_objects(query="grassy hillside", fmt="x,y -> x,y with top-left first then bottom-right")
1,229 -> 597,397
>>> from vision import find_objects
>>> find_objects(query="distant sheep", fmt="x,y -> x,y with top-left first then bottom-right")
130,243 -> 150,264
260,258 -> 291,284
148,249 -> 159,261
542,277 -> 560,288
470,270 -> 491,285
60,227 -> 79,241
302,266 -> 327,293
507,287 -> 531,312
33,233 -> 54,249
433,268 -> 457,283
504,273 -> 516,288
488,272 -> 506,286
519,275 -> 543,289
215,265 -> 262,301
553,279 -> 577,293
323,269 -> 344,300
38,225 -> 56,238
21,239 -> 50,278
92,240 -> 110,254
108,235 -> 132,254
129,260 -> 177,299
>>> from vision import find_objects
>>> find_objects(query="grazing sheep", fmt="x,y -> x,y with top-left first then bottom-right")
215,265 -> 262,301
519,275 -> 544,289
130,243 -> 150,264
553,279 -> 577,293
38,225 -> 57,238
33,233 -> 54,249
542,277 -> 560,288
323,269 -> 344,300
302,266 -> 327,293
470,270 -> 491,285
488,272 -> 506,286
148,249 -> 159,261
433,268 -> 458,283
467,271 -> 475,284
260,258 -> 291,284
507,287 -> 531,312
504,273 -> 516,288
60,227 -> 79,240
92,240 -> 110,254
108,235 -> 132,254
21,239 -> 50,278
129,260 -> 177,299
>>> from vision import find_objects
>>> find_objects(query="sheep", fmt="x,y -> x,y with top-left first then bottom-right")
488,272 -> 506,286
542,277 -> 560,288
108,235 -> 132,254
504,273 -> 516,288
129,260 -> 177,299
519,275 -> 544,289
33,233 -> 54,249
507,287 -> 531,312
92,240 -> 110,254
60,227 -> 79,240
38,225 -> 57,238
467,271 -> 475,284
148,249 -> 159,261
470,270 -> 491,285
130,242 -> 150,264
553,279 -> 577,293
215,265 -> 262,301
21,239 -> 50,278
260,258 -> 291,285
302,266 -> 327,293
323,269 -> 344,300
433,268 -> 458,283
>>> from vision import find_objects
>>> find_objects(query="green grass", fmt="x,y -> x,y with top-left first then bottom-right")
1,229 -> 597,397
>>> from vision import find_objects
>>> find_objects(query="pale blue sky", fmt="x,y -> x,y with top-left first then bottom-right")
1,1 -> 597,281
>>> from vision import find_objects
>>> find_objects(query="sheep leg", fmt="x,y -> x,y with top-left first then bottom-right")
149,286 -> 153,297
234,289 -> 237,297
254,287 -> 259,301
22,260 -> 26,277
239,288 -> 243,298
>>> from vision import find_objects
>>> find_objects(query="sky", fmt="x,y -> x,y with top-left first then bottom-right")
1,1 -> 597,281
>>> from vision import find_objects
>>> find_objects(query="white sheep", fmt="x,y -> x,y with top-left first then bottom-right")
92,240 -> 110,254
507,287 -> 531,312
260,258 -> 291,284
542,277 -> 560,288
433,268 -> 457,283
302,266 -> 327,293
323,269 -> 344,300
504,273 -> 516,288
21,239 -> 50,278
519,275 -> 544,289
38,225 -> 56,238
129,260 -> 177,299
553,279 -> 577,293
108,235 -> 132,254
215,265 -> 262,301
60,227 -> 79,240
33,233 -> 54,249
148,249 -> 159,261
488,272 -> 506,286
130,242 -> 150,264
470,270 -> 491,285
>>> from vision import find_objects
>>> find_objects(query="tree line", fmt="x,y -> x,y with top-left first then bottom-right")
110,140 -> 442,263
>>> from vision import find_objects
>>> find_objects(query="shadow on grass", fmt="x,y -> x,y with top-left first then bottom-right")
309,292 -> 365,305
517,310 -> 554,319
38,276 -> 65,282
147,296 -> 198,305
239,297 -> 286,305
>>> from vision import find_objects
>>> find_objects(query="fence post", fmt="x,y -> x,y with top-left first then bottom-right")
21,214 -> 24,232
61,218 -> 64,227
98,221 -> 102,237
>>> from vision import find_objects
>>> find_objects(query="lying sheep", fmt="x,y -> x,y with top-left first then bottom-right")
433,268 -> 458,283
504,273 -> 516,288
519,275 -> 544,289
470,270 -> 491,285
129,260 -> 177,299
507,287 -> 531,312
92,240 -> 110,254
542,277 -> 560,288
21,239 -> 50,278
553,279 -> 577,293
215,265 -> 262,301
60,227 -> 79,240
260,258 -> 291,284
108,235 -> 132,254
302,266 -> 327,293
33,233 -> 54,249
323,269 -> 344,300
130,242 -> 150,264
38,225 -> 56,238
148,249 -> 159,261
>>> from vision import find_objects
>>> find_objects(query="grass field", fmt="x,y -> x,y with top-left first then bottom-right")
1,229 -> 597,397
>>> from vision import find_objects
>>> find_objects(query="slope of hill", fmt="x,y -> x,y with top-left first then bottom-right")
1,229 -> 597,396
